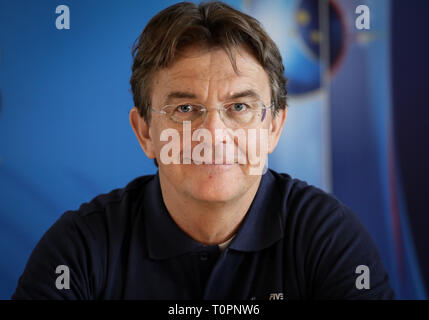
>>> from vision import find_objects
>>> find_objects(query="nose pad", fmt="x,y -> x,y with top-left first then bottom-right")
193,108 -> 236,165
200,108 -> 228,132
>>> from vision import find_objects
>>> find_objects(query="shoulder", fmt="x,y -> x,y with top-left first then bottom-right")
75,174 -> 155,217
11,174 -> 157,299
267,169 -> 365,253
268,169 -> 345,218
267,170 -> 394,298
49,174 -> 156,249
66,174 -> 155,226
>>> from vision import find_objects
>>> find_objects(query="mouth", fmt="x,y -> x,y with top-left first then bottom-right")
180,158 -> 239,173
183,158 -> 239,166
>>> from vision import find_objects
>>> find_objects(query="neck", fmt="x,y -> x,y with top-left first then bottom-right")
159,172 -> 261,246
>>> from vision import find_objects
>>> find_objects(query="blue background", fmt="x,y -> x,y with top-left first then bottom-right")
0,0 -> 428,299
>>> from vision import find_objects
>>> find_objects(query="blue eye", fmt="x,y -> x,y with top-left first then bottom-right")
232,103 -> 247,112
178,104 -> 193,113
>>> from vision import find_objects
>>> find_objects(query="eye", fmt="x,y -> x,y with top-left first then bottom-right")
177,104 -> 193,113
231,103 -> 247,112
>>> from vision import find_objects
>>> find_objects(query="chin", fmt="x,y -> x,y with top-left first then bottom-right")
187,184 -> 241,203
183,164 -> 246,202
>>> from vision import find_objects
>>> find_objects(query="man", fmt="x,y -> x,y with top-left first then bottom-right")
12,1 -> 394,299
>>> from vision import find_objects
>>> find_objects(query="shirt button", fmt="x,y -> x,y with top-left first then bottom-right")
199,252 -> 209,261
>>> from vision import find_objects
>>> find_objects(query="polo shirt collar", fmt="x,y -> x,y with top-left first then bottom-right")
228,170 -> 284,252
143,170 -> 284,260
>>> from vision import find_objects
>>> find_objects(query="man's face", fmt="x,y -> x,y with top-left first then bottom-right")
131,45 -> 286,203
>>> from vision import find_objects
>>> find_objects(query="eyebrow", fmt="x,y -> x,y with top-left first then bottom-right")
163,89 -> 261,105
163,91 -> 197,105
228,89 -> 261,100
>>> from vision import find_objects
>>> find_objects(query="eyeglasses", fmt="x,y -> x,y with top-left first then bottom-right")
150,100 -> 273,128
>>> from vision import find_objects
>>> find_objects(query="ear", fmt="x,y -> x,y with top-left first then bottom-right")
129,107 -> 156,159
268,106 -> 287,154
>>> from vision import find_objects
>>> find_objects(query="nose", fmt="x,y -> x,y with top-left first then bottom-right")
201,107 -> 228,134
196,107 -> 237,165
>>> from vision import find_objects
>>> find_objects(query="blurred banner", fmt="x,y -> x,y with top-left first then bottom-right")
0,0 -> 427,299
327,0 -> 427,299
253,0 -> 427,299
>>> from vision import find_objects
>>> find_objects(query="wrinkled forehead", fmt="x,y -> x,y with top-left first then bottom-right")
150,45 -> 271,106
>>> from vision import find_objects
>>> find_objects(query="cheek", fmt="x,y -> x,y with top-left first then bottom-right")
245,127 -> 269,163
150,124 -> 182,164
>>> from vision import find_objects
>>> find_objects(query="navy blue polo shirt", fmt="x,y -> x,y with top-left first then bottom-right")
12,169 -> 395,299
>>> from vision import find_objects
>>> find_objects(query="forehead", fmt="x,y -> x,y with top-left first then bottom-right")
150,45 -> 271,104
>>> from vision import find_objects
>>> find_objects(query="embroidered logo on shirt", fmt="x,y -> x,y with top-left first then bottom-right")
269,292 -> 284,300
